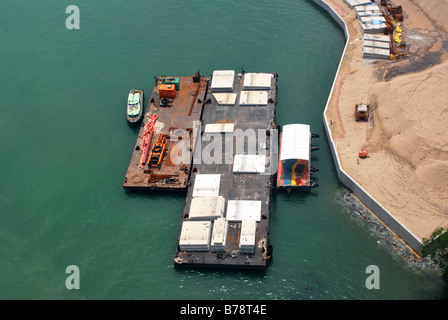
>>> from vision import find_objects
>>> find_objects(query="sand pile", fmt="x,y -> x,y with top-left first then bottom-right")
372,61 -> 448,187
368,60 -> 448,238
325,0 -> 448,241
411,0 -> 448,34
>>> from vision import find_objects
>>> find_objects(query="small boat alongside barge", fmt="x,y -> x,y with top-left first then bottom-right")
126,89 -> 144,123
277,124 -> 319,193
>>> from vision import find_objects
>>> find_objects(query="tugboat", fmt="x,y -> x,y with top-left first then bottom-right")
277,124 -> 319,193
126,89 -> 144,124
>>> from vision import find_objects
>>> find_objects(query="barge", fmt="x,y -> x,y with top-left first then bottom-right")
123,72 -> 208,191
173,70 -> 278,269
277,124 -> 319,193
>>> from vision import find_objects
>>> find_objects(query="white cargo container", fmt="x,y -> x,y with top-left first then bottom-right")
362,46 -> 391,59
239,91 -> 269,106
359,15 -> 386,24
204,123 -> 235,133
243,73 -> 273,90
233,154 -> 266,174
344,0 -> 372,8
188,196 -> 225,220
211,218 -> 228,252
363,33 -> 390,43
212,93 -> 237,106
354,4 -> 380,13
363,39 -> 390,50
239,219 -> 257,253
192,174 -> 221,197
211,70 -> 235,92
226,200 -> 262,222
179,221 -> 212,252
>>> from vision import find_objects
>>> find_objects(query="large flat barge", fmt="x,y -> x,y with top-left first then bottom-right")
173,70 -> 278,269
123,73 -> 208,191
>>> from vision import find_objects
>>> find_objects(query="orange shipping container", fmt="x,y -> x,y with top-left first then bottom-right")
159,84 -> 176,99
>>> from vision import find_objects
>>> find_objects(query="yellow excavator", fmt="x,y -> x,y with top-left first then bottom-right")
381,0 -> 407,59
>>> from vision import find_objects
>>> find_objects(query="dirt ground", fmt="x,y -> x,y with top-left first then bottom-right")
324,0 -> 448,240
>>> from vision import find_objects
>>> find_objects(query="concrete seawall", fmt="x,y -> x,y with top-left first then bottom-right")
311,0 -> 423,254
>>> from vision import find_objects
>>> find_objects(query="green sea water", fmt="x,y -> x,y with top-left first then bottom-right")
0,0 -> 444,300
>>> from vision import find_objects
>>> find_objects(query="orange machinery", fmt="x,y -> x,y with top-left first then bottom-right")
147,134 -> 168,168
159,84 -> 176,99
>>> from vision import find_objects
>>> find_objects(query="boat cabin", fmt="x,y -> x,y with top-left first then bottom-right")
127,91 -> 141,117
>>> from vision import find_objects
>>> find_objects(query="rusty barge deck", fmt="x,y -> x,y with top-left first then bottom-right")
173,70 -> 278,269
123,73 -> 208,191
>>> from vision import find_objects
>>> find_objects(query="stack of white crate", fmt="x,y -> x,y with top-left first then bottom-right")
211,217 -> 228,252
355,4 -> 382,18
344,0 -> 372,8
179,221 -> 213,252
362,33 -> 391,59
345,1 -> 387,34
239,219 -> 257,253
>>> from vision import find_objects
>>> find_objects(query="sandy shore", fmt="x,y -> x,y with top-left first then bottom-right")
324,0 -> 448,241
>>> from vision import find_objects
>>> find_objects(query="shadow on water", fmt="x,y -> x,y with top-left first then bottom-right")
126,119 -> 144,133
272,188 -> 319,206
124,188 -> 187,202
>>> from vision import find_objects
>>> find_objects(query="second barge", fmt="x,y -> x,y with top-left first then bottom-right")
173,70 -> 278,269
276,124 -> 319,193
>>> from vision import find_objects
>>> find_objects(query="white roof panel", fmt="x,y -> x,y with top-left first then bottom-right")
211,70 -> 235,92
360,21 -> 386,34
356,11 -> 383,18
226,200 -> 261,221
179,221 -> 212,251
363,40 -> 390,49
204,123 -> 235,133
189,196 -> 225,220
354,4 -> 380,12
345,0 -> 373,8
211,218 -> 228,247
233,154 -> 266,173
280,124 -> 310,161
362,46 -> 390,58
239,219 -> 257,253
243,73 -> 272,90
192,174 -> 221,197
363,33 -> 390,43
239,91 -> 268,106
212,93 -> 237,105
360,16 -> 386,24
